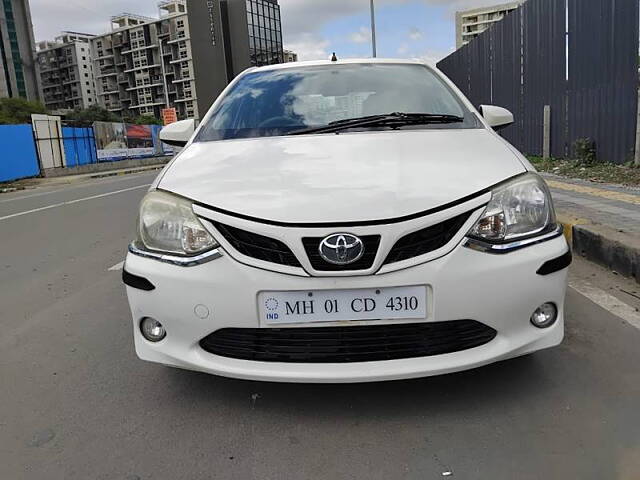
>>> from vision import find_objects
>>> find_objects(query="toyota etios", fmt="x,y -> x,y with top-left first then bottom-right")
123,59 -> 570,383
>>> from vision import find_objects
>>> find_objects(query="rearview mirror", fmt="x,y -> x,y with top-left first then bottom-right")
159,119 -> 196,147
480,105 -> 514,130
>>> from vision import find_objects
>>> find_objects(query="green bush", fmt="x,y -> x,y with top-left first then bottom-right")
0,97 -> 48,124
66,107 -> 162,126
573,138 -> 598,165
66,105 -> 120,124
131,114 -> 162,126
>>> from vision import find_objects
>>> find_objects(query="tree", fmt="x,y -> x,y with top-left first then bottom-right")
65,105 -> 120,124
64,106 -> 162,125
0,97 -> 48,124
132,114 -> 162,126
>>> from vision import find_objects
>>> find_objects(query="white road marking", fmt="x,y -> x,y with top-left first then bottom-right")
0,184 -> 151,222
0,175 -> 155,203
108,261 -> 125,271
0,171 -> 159,204
569,279 -> 640,331
0,189 -> 70,203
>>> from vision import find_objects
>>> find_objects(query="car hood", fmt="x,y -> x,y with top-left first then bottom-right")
159,129 -> 526,224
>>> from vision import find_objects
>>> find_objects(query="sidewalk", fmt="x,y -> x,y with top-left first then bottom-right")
42,155 -> 173,178
542,173 -> 640,283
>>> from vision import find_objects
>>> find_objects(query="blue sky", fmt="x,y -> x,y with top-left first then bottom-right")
30,0 -> 499,62
277,0 -> 500,62
318,2 -> 455,62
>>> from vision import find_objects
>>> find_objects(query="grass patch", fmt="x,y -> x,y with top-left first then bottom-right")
529,157 -> 640,187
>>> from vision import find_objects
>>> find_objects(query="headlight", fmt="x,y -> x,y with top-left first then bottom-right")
136,190 -> 218,256
468,173 -> 556,244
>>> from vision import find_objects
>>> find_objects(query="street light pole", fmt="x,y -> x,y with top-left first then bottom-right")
370,0 -> 377,58
158,39 -> 170,109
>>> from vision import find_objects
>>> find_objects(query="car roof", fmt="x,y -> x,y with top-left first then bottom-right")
247,57 -> 435,74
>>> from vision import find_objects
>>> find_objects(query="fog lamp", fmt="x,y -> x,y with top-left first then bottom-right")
530,303 -> 558,329
140,317 -> 166,342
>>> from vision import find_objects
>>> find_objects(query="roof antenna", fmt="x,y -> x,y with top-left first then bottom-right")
331,52 -> 338,62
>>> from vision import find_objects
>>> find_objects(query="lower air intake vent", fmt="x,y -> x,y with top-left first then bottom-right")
200,320 -> 497,363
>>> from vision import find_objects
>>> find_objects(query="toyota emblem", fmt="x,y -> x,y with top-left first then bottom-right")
318,233 -> 364,265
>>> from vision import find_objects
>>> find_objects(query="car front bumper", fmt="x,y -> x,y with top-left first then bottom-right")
124,235 -> 569,383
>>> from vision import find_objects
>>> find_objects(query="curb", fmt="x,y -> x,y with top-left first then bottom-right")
88,165 -> 165,180
41,156 -> 173,179
0,185 -> 32,193
558,213 -> 639,284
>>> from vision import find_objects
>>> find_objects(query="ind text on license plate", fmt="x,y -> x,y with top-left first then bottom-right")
258,285 -> 427,324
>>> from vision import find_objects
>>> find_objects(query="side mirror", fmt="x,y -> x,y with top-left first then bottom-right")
480,105 -> 514,130
159,119 -> 196,147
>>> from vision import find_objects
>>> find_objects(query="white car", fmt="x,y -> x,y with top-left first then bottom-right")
124,59 -> 571,383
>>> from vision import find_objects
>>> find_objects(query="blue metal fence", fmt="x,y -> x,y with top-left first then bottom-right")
0,125 -> 40,182
62,127 -> 97,167
62,127 -> 98,167
1,121 -> 173,183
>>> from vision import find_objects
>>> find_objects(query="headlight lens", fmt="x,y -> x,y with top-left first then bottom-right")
136,191 -> 218,255
469,173 -> 555,243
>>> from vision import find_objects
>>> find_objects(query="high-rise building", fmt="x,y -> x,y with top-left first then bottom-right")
186,0 -> 284,117
90,0 -> 284,121
455,1 -> 524,48
0,0 -> 41,100
284,49 -> 298,63
36,32 -> 97,112
245,0 -> 284,66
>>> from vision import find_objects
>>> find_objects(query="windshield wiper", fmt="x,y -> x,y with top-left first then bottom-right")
287,112 -> 465,136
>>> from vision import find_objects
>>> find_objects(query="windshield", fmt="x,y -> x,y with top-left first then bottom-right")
196,63 -> 476,142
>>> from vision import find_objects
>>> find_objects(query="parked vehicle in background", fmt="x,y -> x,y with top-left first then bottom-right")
123,59 -> 570,383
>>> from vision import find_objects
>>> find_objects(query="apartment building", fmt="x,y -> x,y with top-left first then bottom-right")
90,0 -> 284,121
455,1 -> 524,48
0,0 -> 41,100
91,8 -> 184,120
37,32 -> 97,112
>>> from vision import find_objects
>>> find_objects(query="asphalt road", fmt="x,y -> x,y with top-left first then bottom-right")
1,172 -> 639,480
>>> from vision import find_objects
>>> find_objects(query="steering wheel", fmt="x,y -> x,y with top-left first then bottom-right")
258,116 -> 301,128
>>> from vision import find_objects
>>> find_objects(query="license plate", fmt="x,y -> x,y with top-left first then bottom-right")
258,286 -> 427,325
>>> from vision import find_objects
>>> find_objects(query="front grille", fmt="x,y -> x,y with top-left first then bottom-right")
302,235 -> 381,271
199,320 -> 497,363
383,211 -> 473,265
213,222 -> 301,268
